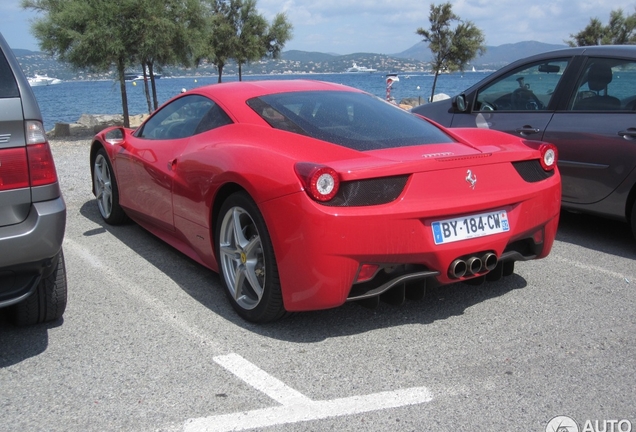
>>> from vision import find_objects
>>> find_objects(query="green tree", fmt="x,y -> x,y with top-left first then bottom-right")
567,8 -> 636,46
264,13 -> 293,62
201,0 -> 239,83
23,0 -> 206,124
201,0 -> 292,82
416,2 -> 485,102
232,0 -> 268,81
23,0 -> 139,127
135,0 -> 206,111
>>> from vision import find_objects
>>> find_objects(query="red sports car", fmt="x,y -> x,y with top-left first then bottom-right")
90,80 -> 560,322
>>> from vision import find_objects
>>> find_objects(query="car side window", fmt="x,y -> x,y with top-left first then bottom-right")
136,95 -> 232,139
0,52 -> 19,98
474,59 -> 569,112
570,58 -> 636,111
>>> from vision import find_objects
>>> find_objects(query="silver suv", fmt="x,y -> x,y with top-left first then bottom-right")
0,32 -> 67,325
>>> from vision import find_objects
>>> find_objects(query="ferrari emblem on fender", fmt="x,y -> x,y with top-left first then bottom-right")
466,170 -> 477,189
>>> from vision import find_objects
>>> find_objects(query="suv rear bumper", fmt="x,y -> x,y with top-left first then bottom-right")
0,197 -> 66,308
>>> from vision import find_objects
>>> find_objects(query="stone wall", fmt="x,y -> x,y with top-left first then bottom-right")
48,113 -> 149,138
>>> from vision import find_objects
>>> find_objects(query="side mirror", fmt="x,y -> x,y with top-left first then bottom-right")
105,127 -> 126,146
452,94 -> 468,112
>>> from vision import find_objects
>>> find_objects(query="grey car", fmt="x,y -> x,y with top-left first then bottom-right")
412,45 -> 636,238
0,32 -> 67,325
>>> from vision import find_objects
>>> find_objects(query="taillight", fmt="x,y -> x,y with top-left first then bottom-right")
294,162 -> 340,202
0,121 -> 57,191
26,120 -> 47,145
0,147 -> 29,191
26,120 -> 58,187
539,143 -> 557,171
27,142 -> 58,186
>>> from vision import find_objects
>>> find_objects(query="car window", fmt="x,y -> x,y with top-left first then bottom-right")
0,51 -> 19,98
248,91 -> 454,151
474,59 -> 569,112
570,58 -> 636,111
136,94 -> 232,139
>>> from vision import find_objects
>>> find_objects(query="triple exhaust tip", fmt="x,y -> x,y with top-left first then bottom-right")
449,252 -> 498,279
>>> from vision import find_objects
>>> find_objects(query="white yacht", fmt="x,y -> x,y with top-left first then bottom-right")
346,63 -> 377,73
27,74 -> 62,86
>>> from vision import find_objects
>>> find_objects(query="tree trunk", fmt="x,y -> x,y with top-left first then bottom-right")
117,59 -> 130,128
430,71 -> 440,103
142,61 -> 152,114
238,62 -> 242,81
149,62 -> 159,111
217,63 -> 224,83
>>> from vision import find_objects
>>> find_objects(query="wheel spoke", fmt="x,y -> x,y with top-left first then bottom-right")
243,259 -> 264,301
232,265 -> 248,301
101,191 -> 111,215
231,208 -> 249,248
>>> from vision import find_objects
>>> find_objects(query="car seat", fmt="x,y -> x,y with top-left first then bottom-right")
573,63 -> 621,110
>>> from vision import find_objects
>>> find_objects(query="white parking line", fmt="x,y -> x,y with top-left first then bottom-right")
184,353 -> 433,432
552,253 -> 635,281
64,238 -> 225,352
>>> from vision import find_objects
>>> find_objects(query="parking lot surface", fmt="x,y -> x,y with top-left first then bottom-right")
1,138 -> 635,432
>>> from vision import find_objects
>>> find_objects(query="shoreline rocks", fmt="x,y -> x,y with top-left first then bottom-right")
48,113 -> 149,139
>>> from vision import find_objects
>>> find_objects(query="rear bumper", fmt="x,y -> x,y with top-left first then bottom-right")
0,197 -> 66,308
261,177 -> 560,312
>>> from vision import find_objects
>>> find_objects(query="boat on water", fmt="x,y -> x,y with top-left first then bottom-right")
125,71 -> 162,81
28,74 -> 62,86
345,63 -> 377,73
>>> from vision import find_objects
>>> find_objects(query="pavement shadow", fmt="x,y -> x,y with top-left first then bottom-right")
77,199 -> 528,342
556,210 -> 636,259
0,312 -> 62,367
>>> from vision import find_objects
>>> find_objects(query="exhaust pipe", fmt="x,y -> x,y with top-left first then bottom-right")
449,252 -> 498,279
482,252 -> 498,272
448,259 -> 467,279
465,256 -> 482,275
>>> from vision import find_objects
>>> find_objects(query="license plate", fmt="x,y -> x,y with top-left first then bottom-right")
432,210 -> 510,245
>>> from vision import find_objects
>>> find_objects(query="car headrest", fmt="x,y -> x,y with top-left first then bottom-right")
588,63 -> 613,91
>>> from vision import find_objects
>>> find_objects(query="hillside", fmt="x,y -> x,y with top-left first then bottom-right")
394,40 -> 568,68
13,41 -> 567,80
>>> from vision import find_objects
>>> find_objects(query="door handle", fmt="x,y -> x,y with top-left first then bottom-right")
515,126 -> 540,136
618,128 -> 636,139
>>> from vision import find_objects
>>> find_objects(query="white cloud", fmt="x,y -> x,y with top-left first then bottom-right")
4,0 -> 636,53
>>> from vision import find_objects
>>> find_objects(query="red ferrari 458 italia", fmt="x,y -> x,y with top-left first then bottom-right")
90,80 -> 560,322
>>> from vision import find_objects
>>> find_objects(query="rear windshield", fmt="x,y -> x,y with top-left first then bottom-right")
247,91 -> 454,151
0,51 -> 19,98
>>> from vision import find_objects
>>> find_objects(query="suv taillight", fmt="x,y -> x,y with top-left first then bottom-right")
0,121 -> 57,191
26,120 -> 58,187
0,147 -> 29,191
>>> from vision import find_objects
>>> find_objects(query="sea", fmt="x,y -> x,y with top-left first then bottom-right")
30,71 -> 494,131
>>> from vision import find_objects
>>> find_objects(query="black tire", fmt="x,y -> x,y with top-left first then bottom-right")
93,148 -> 127,224
13,249 -> 67,326
215,192 -> 286,323
631,200 -> 636,241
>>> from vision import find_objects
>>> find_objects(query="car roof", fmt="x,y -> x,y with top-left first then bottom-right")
192,79 -> 361,101
507,44 -> 636,66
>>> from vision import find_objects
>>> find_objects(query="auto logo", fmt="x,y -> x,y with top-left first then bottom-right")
466,169 -> 477,189
0,133 -> 10,144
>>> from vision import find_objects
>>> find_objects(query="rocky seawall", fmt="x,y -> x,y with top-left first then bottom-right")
48,113 -> 150,139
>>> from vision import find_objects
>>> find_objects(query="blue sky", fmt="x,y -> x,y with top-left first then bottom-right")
3,0 -> 636,54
